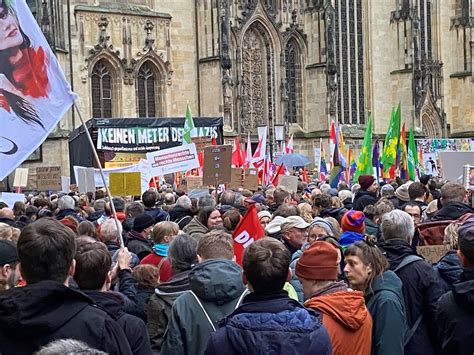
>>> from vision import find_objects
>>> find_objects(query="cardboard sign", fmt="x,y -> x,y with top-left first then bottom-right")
229,168 -> 244,190
191,136 -> 213,153
147,143 -> 200,176
243,169 -> 259,191
36,167 -> 62,191
0,192 -> 25,207
417,245 -> 450,264
187,176 -> 204,190
203,145 -> 232,185
76,167 -> 96,193
109,172 -> 142,196
278,175 -> 298,193
13,168 -> 29,187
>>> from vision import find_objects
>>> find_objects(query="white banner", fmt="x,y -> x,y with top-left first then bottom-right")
147,143 -> 199,176
0,192 -> 25,207
314,147 -> 321,170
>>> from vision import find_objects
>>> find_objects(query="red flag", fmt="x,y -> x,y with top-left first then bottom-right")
301,167 -> 308,183
232,204 -> 265,265
232,136 -> 244,167
271,163 -> 285,186
285,134 -> 294,154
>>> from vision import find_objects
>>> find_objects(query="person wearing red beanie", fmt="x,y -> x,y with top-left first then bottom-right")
353,175 -> 378,211
339,210 -> 366,249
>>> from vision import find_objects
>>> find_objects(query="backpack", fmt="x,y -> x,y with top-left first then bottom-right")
416,213 -> 473,246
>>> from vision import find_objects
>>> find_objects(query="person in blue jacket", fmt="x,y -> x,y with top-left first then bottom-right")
205,237 -> 332,355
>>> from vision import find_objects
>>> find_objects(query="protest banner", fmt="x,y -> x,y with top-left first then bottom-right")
203,145 -> 232,185
76,167 -> 96,193
61,177 -> 71,193
109,172 -> 142,196
439,152 -> 474,182
229,168 -> 244,190
13,168 -> 29,188
0,193 -> 25,208
191,136 -> 213,153
416,245 -> 450,264
243,169 -> 259,191
278,175 -> 298,193
36,167 -> 61,191
147,143 -> 199,177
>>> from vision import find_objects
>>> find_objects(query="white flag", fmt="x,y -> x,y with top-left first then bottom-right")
0,0 -> 75,180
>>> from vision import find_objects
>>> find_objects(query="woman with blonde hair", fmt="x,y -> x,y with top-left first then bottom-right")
297,203 -> 313,223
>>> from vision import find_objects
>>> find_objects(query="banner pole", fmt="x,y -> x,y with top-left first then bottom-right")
73,103 -> 125,248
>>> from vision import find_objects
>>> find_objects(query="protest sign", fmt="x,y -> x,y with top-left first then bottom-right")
243,169 -> 259,191
229,168 -> 244,190
76,167 -> 96,193
439,152 -> 474,183
278,175 -> 298,193
61,176 -> 71,193
203,145 -> 232,185
191,136 -> 213,153
417,245 -> 449,264
109,172 -> 142,196
187,176 -> 204,190
147,143 -> 199,176
13,168 -> 29,188
0,193 -> 25,208
36,167 -> 61,191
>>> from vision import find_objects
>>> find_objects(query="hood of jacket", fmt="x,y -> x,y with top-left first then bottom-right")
82,290 -> 125,318
436,250 -> 462,285
183,217 -> 209,235
378,239 -> 416,270
452,267 -> 474,309
431,201 -> 474,221
169,206 -> 193,221
339,231 -> 364,247
127,230 -> 150,244
56,208 -> 78,220
366,270 -> 403,300
156,269 -> 192,294
355,190 -> 377,200
189,259 -> 244,304
319,207 -> 347,220
144,207 -> 169,223
305,290 -> 370,330
0,280 -> 95,337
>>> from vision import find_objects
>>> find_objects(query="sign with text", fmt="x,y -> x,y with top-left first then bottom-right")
243,169 -> 259,191
13,168 -> 29,188
229,168 -> 244,190
36,167 -> 62,191
278,175 -> 298,193
203,145 -> 232,185
147,143 -> 200,176
191,136 -> 213,153
76,167 -> 96,193
416,245 -> 450,264
109,172 -> 142,196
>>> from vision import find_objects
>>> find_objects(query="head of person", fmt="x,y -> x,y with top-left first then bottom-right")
408,182 -> 429,202
176,195 -> 192,210
444,222 -> 460,250
60,216 -> 79,234
142,190 -> 158,208
74,239 -> 111,291
167,232 -> 198,274
358,175 -> 377,192
297,203 -> 313,223
12,201 -> 25,218
17,218 -> 76,284
222,208 -> 242,232
296,241 -> 340,299
242,237 -> 291,293
344,240 -> 389,291
197,230 -> 234,262
219,190 -> 236,206
0,240 -> 20,291
197,195 -> 217,209
0,2 -> 28,52
197,207 -> 222,229
125,201 -> 144,218
273,188 -> 290,205
341,210 -> 366,234
395,183 -> 412,203
380,184 -> 395,198
100,218 -> 122,244
320,183 -> 331,194
0,222 -> 12,241
77,220 -> 98,239
363,205 -> 376,221
265,187 -> 276,205
381,210 -> 415,243
401,202 -> 422,225
273,203 -> 298,218
457,216 -> 474,268
36,339 -> 107,355
312,193 -> 332,216
338,189 -> 353,203
93,199 -> 107,213
373,199 -> 395,224
112,197 -> 125,213
337,181 -> 349,192
307,217 -> 335,244
281,216 -> 310,249
132,213 -> 155,235
440,182 -> 467,205
164,193 -> 175,205
257,210 -> 271,230
151,221 -> 179,245
0,208 -> 14,220
58,195 -> 75,211
132,264 -> 159,289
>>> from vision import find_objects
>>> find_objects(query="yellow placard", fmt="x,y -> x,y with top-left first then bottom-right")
109,172 -> 141,196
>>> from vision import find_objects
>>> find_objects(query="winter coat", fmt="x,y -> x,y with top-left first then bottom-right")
365,218 -> 379,237
387,196 -> 400,209
56,208 -> 84,222
183,217 -> 209,241
0,280 -> 132,355
433,250 -> 463,293
161,259 -> 247,355
147,270 -> 192,353
205,290 -> 332,355
430,201 -> 474,221
289,249 -> 304,302
353,190 -> 378,211
319,207 -> 347,224
144,207 -> 169,224
140,252 -> 173,282
126,230 -> 153,260
0,217 -> 16,227
342,197 -> 353,210
169,205 -> 194,229
305,287 -> 372,355
339,231 -> 365,249
436,267 -> 474,355
82,290 -> 152,355
365,271 -> 408,355
379,239 -> 444,355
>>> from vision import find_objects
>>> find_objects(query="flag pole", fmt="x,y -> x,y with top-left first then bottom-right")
73,103 -> 125,248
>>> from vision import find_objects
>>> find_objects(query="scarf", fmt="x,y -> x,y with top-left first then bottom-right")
152,243 -> 168,257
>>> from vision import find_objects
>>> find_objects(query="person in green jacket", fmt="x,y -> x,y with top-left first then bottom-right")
344,240 -> 408,355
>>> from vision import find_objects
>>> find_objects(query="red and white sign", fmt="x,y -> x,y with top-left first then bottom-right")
232,204 -> 265,265
146,143 -> 199,176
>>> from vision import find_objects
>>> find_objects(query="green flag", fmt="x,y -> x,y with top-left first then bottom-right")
381,103 -> 401,172
407,127 -> 418,180
353,114 -> 373,182
182,104 -> 196,145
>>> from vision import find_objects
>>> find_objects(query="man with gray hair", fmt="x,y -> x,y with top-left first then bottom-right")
379,210 -> 444,355
169,195 -> 194,229
56,195 -> 82,222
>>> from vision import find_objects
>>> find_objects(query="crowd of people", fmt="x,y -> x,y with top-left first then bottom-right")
0,173 -> 473,354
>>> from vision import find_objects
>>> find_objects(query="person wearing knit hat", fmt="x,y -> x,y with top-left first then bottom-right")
127,213 -> 155,260
339,210 -> 366,249
353,175 -> 378,212
257,210 -> 271,230
309,217 -> 335,239
0,240 -> 20,292
296,241 -> 372,355
280,216 -> 310,255
395,182 -> 412,204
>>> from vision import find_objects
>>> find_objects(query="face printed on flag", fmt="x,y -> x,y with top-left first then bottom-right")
0,0 -> 75,180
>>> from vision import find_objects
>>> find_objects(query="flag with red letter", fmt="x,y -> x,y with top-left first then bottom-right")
0,0 -> 75,180
232,204 -> 265,265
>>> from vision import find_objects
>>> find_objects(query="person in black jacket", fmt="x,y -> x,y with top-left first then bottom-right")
436,216 -> 474,354
127,214 -> 154,260
169,195 -> 194,229
74,238 -> 152,355
353,175 -> 378,211
430,182 -> 473,221
0,218 -> 132,355
142,190 -> 169,223
379,210 -> 444,355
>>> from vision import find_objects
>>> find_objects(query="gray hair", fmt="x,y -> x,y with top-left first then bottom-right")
164,193 -> 175,205
320,184 -> 331,194
35,339 -> 107,354
58,196 -> 75,210
198,195 -> 216,209
176,195 -> 192,210
168,232 -> 198,272
351,183 -> 361,194
93,199 -> 107,212
381,210 -> 414,242
338,190 -> 353,202
100,218 -> 122,243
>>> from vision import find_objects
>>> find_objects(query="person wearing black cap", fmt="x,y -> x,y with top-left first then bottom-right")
127,214 -> 154,260
0,240 -> 20,292
353,175 -> 378,211
436,215 -> 474,354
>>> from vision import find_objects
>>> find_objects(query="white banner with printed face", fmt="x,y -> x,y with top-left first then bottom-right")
0,0 -> 75,180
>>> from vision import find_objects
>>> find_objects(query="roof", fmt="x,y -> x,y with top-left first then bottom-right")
74,4 -> 172,19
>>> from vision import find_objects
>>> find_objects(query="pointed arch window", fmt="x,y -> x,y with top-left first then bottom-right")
285,38 -> 303,125
137,61 -> 163,117
91,60 -> 114,118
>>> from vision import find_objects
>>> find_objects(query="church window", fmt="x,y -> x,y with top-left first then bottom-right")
285,38 -> 303,125
91,60 -> 114,118
137,62 -> 163,117
451,0 -> 472,72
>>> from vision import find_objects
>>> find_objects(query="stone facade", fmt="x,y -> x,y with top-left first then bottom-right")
7,0 -> 472,187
